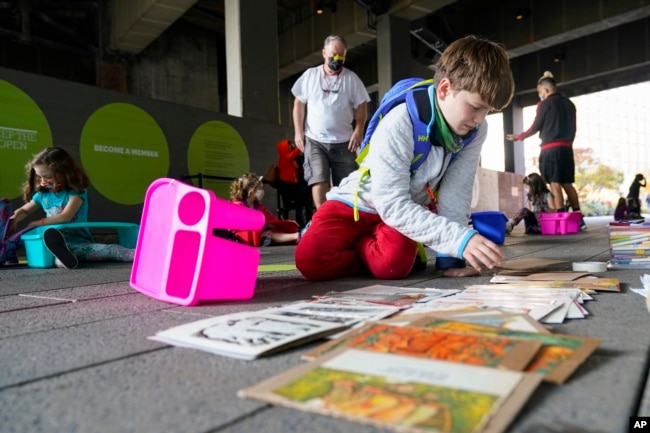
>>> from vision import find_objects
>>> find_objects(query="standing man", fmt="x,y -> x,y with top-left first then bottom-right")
291,35 -> 370,209
506,71 -> 586,230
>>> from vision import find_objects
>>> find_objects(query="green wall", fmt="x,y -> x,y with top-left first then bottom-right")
0,67 -> 290,224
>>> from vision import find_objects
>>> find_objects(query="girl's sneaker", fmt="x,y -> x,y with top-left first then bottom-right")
505,221 -> 515,235
43,228 -> 78,269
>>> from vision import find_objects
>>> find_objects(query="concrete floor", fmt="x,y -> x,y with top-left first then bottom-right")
1,215 -> 649,433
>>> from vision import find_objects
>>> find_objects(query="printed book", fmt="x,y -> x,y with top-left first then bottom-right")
239,348 -> 543,433
383,309 -> 550,334
410,317 -> 600,384
150,309 -> 348,360
418,310 -> 551,334
150,299 -> 402,360
301,321 -> 542,370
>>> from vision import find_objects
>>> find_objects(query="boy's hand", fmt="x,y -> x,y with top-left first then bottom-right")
461,234 -> 504,273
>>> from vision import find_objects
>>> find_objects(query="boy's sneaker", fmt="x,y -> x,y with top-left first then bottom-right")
579,217 -> 588,231
505,221 -> 514,235
43,228 -> 78,269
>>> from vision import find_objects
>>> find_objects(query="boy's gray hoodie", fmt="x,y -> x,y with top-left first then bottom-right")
327,102 -> 486,260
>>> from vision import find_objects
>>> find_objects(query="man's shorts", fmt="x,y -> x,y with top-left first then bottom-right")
303,137 -> 358,187
539,146 -> 575,184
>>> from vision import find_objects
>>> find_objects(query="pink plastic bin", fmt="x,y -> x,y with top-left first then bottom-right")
539,211 -> 582,235
129,178 -> 265,306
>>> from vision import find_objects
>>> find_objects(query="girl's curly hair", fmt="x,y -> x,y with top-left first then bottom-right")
523,173 -> 551,204
230,172 -> 262,202
22,147 -> 90,202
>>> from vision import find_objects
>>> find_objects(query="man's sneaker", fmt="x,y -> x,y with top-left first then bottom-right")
261,235 -> 272,247
43,228 -> 78,269
505,221 -> 514,235
580,217 -> 588,231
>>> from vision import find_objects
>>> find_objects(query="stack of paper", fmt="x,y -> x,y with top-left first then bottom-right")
392,285 -> 590,324
150,299 -> 400,360
609,223 -> 650,269
147,279 -> 606,433
314,284 -> 460,307
151,276 -> 613,360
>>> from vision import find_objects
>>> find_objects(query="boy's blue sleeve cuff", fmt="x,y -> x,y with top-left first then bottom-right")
457,229 -> 478,257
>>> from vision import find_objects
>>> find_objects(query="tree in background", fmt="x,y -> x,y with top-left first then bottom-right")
531,148 -> 624,215
573,148 -> 624,215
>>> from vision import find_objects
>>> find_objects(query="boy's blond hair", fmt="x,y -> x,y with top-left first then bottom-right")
433,35 -> 514,111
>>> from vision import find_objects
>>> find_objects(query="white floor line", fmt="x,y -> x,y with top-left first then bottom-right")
18,294 -> 77,302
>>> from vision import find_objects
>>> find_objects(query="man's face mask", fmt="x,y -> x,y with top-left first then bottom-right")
328,54 -> 345,72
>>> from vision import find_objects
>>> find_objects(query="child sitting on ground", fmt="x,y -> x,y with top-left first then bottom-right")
506,173 -> 556,235
230,173 -> 300,246
8,147 -> 135,269
614,197 -> 629,221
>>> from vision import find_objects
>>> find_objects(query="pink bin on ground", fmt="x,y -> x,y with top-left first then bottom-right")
130,178 -> 265,306
539,211 -> 582,235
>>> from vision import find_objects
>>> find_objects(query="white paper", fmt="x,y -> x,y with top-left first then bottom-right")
151,309 -> 347,360
641,275 -> 650,312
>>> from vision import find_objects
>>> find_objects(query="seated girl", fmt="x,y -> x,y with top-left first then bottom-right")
614,197 -> 629,221
506,173 -> 556,235
8,147 -> 134,269
229,173 -> 300,246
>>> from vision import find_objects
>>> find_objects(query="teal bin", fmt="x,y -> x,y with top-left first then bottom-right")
21,222 -> 139,268
470,211 -> 508,244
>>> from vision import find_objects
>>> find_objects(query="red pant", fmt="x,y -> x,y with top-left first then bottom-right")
295,200 -> 417,281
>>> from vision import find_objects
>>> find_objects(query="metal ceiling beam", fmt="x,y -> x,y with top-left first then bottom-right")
507,4 -> 650,59
111,0 -> 198,54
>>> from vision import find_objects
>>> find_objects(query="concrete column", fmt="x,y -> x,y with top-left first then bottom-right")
376,14 -> 411,99
225,0 -> 279,123
503,101 -> 526,175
